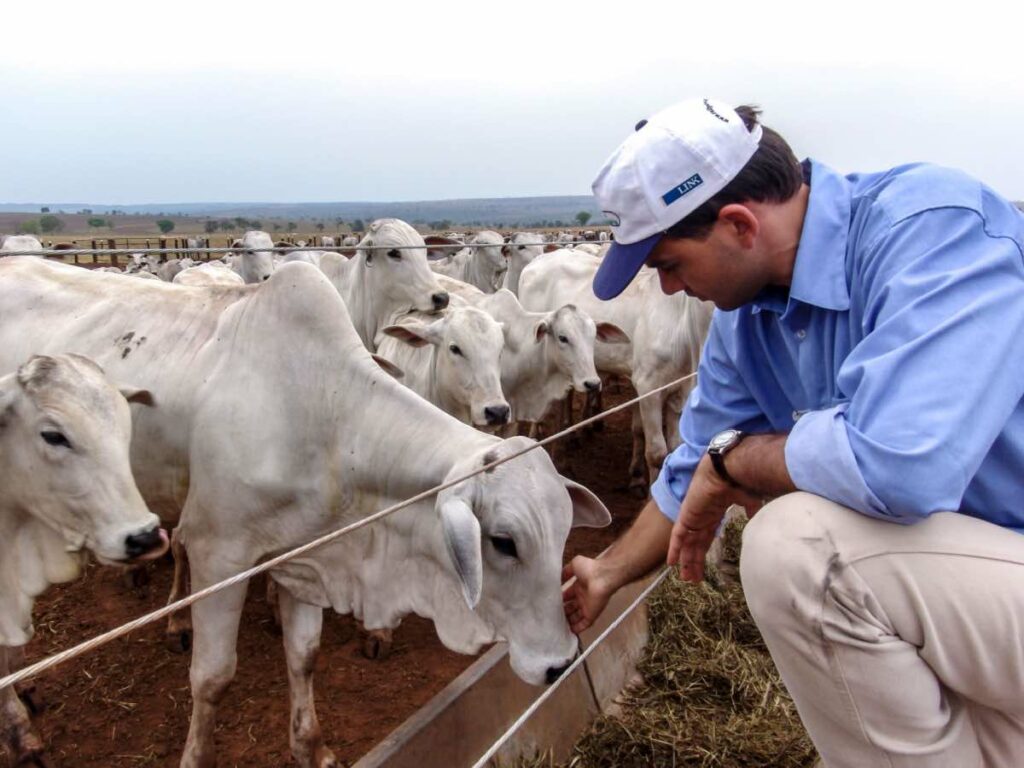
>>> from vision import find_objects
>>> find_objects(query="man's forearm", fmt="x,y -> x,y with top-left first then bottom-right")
725,433 -> 797,499
599,498 -> 672,588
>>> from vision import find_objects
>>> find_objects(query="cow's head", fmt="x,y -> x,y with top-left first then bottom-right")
535,305 -> 629,393
383,306 -> 510,427
471,230 -> 508,279
0,355 -> 167,565
432,436 -> 610,685
358,219 -> 449,314
239,230 -> 276,283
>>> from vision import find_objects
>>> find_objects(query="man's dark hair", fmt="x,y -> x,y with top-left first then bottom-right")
664,105 -> 803,240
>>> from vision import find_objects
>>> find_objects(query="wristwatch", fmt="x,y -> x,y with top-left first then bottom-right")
707,429 -> 746,487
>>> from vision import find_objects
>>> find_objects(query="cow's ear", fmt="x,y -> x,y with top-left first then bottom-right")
563,478 -> 611,529
596,322 -> 630,345
382,319 -> 444,348
16,355 -> 58,392
439,498 -> 482,609
120,386 -> 156,407
534,320 -> 549,343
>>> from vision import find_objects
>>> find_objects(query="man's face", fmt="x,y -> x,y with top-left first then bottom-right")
643,222 -> 767,310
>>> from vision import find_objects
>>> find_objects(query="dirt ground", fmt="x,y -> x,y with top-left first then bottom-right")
9,382 -> 647,768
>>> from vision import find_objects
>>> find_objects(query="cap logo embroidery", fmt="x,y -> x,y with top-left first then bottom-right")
603,210 -> 621,226
703,99 -> 729,123
661,173 -> 703,206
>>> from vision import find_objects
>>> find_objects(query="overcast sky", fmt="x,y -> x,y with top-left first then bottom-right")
3,0 -> 1023,204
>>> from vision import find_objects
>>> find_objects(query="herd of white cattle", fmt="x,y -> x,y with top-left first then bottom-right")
0,220 -> 711,768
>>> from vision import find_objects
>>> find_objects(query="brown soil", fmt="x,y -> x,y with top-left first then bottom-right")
7,382 -> 646,768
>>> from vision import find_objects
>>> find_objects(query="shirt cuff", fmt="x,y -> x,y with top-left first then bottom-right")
785,405 -> 890,519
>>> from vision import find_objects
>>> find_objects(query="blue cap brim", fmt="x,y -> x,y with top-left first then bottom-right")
592,233 -> 661,300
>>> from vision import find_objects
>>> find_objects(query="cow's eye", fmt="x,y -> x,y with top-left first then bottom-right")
449,344 -> 462,356
490,536 -> 518,559
387,249 -> 402,261
558,335 -> 569,344
517,245 -> 525,251
41,431 -> 72,449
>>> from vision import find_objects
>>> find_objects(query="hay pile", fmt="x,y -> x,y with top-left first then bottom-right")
515,523 -> 818,768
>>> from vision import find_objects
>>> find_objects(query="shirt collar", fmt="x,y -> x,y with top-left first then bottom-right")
751,159 -> 851,315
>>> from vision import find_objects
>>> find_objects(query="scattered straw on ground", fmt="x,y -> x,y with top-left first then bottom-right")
513,520 -> 818,768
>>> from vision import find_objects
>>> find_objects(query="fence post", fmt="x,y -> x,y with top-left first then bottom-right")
108,238 -> 118,268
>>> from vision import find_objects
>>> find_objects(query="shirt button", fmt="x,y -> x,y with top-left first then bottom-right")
795,329 -> 807,340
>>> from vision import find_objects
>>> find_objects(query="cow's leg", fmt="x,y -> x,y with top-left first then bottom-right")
266,575 -> 283,633
627,406 -> 648,497
6,646 -> 42,718
638,384 -> 669,488
180,573 -> 248,768
1,648 -> 47,767
166,527 -> 193,653
278,587 -> 338,768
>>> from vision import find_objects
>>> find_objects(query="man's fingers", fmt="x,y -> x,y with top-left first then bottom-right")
561,563 -> 575,583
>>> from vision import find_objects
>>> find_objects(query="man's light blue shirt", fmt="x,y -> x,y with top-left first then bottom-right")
651,160 -> 1024,532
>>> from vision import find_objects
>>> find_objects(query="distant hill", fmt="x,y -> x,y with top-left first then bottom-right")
0,196 -> 608,228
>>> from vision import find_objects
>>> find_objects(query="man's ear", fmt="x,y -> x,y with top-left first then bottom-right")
717,204 -> 759,248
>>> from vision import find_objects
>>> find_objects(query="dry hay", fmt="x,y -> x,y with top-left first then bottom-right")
513,520 -> 818,768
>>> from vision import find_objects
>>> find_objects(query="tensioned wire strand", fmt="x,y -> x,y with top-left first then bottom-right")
7,240 -> 598,258
0,371 -> 695,692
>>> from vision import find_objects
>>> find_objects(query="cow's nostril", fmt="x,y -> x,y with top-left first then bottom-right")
584,379 -> 601,392
432,292 -> 450,311
484,405 -> 511,425
545,662 -> 571,685
124,526 -> 163,559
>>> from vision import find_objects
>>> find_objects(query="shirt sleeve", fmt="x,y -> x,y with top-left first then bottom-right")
651,315 -> 774,521
785,206 -> 1024,521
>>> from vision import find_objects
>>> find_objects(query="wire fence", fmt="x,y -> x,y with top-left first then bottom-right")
0,371 -> 694,694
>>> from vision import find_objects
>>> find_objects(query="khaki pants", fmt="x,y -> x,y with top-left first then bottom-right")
740,492 -> 1024,768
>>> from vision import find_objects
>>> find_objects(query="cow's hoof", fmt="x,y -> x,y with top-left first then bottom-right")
165,628 -> 192,654
16,683 -> 44,716
360,634 -> 391,661
14,734 -> 49,767
123,565 -> 149,590
315,746 -> 342,768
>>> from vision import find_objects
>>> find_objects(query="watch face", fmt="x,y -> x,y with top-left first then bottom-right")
710,429 -> 741,450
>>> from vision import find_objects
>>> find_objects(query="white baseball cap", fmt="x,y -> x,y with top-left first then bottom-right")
591,98 -> 762,299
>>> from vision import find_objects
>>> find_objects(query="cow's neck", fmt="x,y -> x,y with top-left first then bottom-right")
0,507 -> 85,646
505,336 -> 565,423
334,260 -> 383,351
336,367 -> 496,502
421,352 -> 470,424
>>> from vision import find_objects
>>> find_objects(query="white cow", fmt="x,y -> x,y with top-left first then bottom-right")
501,232 -> 545,295
0,235 -> 43,254
434,276 -> 629,429
341,235 -> 359,247
233,230 -> 276,283
378,306 -> 510,428
0,257 -> 610,768
125,252 -> 161,274
0,354 -> 167,767
478,289 -> 629,428
157,258 -> 194,282
320,236 -> 335,248
430,230 -> 508,292
173,262 -> 246,286
520,250 -> 713,491
317,218 -> 450,352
